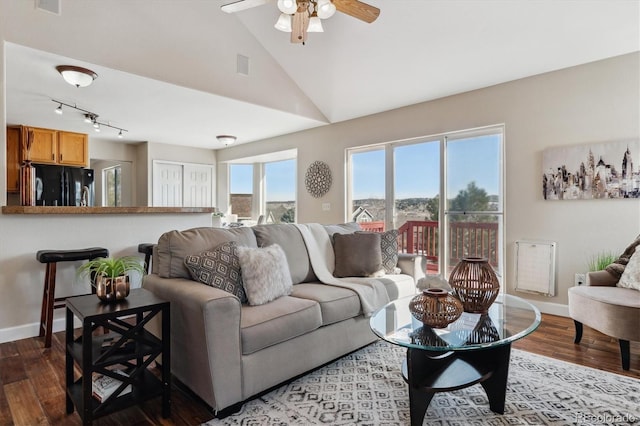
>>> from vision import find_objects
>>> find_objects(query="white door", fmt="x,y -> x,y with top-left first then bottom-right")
153,162 -> 183,207
183,164 -> 214,207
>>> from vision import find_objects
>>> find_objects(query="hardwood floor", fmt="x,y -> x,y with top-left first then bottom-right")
0,313 -> 637,425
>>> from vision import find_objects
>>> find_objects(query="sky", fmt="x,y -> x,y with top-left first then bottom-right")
230,133 -> 501,202
352,134 -> 501,199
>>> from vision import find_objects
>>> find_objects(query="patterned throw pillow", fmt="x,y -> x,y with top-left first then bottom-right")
184,241 -> 247,303
380,230 -> 399,274
617,247 -> 640,290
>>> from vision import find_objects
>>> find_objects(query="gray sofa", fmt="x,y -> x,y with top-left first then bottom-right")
142,223 -> 426,415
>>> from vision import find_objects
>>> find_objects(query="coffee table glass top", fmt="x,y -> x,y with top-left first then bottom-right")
370,293 -> 541,351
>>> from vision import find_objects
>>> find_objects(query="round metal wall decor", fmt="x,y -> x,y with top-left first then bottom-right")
305,161 -> 332,198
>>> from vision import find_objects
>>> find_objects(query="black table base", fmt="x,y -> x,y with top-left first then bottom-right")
403,343 -> 511,426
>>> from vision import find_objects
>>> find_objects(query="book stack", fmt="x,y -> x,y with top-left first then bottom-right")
92,370 -> 131,402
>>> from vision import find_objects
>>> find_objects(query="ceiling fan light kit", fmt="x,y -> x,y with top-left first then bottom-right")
225,0 -> 378,44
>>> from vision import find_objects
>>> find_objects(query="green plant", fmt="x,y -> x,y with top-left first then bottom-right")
586,251 -> 618,272
211,211 -> 225,217
77,256 -> 146,282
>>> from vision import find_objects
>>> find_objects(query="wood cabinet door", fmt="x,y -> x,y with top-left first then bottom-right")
27,127 -> 58,164
58,131 -> 88,167
6,127 -> 20,192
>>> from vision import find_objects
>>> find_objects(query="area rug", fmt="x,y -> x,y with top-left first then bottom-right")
203,341 -> 639,425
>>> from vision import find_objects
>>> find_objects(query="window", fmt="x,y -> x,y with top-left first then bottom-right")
226,151 -> 297,223
229,164 -> 253,220
347,126 -> 504,280
103,165 -> 121,207
265,159 -> 296,223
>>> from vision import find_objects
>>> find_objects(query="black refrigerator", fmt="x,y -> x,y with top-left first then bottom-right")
34,164 -> 95,206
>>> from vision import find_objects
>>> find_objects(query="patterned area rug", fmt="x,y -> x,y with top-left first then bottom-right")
204,341 -> 639,425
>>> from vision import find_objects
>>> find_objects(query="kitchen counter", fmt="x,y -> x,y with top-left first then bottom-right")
1,206 -> 217,215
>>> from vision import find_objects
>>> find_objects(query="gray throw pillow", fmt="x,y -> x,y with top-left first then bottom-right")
356,230 -> 399,274
333,232 -> 383,278
236,244 -> 293,306
184,241 -> 247,303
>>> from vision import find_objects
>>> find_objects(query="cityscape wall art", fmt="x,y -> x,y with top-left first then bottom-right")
542,139 -> 639,200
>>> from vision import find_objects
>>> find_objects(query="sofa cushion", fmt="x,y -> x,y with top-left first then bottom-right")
618,248 -> 640,290
324,222 -> 362,237
375,274 -> 417,300
252,224 -> 317,284
291,283 -> 362,325
357,230 -> 399,274
240,296 -> 322,354
333,232 -> 383,278
237,244 -> 293,306
184,241 -> 247,303
156,227 -> 258,279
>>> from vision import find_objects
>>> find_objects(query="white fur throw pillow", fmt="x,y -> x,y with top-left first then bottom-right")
236,244 -> 293,305
617,247 -> 640,290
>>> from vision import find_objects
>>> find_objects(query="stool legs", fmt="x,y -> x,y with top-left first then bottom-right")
39,262 -> 57,348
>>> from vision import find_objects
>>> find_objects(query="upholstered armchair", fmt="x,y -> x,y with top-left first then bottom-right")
568,265 -> 639,371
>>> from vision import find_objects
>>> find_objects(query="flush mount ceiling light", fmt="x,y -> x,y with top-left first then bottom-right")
56,65 -> 98,88
216,135 -> 237,146
222,0 -> 379,44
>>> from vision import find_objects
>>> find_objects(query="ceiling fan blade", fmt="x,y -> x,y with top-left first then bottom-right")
291,1 -> 310,44
221,0 -> 273,14
333,0 -> 380,23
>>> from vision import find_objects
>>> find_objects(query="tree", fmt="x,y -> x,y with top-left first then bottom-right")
425,195 -> 440,221
449,181 -> 490,217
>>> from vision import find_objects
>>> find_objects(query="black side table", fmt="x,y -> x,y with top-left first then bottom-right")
65,288 -> 170,425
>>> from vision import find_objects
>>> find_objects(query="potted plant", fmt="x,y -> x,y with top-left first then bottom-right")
586,251 -> 618,272
211,211 -> 225,228
77,256 -> 146,302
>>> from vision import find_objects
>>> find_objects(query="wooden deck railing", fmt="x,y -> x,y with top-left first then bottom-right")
360,220 -> 499,268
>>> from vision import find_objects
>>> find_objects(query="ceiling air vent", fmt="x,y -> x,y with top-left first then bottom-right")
36,0 -> 61,15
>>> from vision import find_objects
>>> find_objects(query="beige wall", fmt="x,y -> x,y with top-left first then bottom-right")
219,53 -> 640,310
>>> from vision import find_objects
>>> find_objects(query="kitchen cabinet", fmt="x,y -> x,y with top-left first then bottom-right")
58,131 -> 89,166
5,126 -> 89,174
28,127 -> 59,164
6,127 -> 20,192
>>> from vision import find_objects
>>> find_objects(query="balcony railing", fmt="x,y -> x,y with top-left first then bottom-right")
360,220 -> 499,269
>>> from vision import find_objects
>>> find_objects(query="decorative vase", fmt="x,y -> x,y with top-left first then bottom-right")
96,275 -> 130,302
408,288 -> 463,328
19,160 -> 35,206
449,257 -> 500,313
212,215 -> 223,228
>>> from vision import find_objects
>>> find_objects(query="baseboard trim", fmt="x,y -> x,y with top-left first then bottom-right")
525,299 -> 570,318
0,317 -> 81,344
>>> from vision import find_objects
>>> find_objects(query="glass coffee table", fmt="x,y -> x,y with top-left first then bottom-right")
370,293 -> 541,426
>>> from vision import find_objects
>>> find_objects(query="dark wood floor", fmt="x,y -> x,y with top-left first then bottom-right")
0,314 -> 638,425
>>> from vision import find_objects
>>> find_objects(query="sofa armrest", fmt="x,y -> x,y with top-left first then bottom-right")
142,274 -> 243,412
397,253 -> 427,284
586,270 -> 619,287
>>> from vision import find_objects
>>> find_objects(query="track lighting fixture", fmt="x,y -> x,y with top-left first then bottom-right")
51,99 -> 128,137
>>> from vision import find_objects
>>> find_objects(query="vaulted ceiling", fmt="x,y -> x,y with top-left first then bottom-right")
2,0 -> 639,149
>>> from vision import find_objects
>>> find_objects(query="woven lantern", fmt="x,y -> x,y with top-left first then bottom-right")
449,257 -> 500,313
409,288 -> 463,328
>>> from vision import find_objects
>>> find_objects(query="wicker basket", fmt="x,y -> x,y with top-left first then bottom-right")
449,257 -> 500,313
409,288 -> 463,328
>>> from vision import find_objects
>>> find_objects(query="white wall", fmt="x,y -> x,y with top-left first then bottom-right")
219,53 -> 640,311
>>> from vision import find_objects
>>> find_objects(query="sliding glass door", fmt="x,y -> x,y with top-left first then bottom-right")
348,126 -> 504,281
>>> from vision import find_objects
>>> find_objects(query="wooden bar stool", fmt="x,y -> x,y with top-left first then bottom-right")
36,247 -> 109,348
138,243 -> 155,274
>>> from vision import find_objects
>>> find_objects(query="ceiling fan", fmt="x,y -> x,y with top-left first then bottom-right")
221,0 -> 380,44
